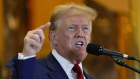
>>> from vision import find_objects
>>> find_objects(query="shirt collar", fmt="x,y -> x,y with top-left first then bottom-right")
52,49 -> 83,75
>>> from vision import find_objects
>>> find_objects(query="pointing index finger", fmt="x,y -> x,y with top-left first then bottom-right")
38,22 -> 51,31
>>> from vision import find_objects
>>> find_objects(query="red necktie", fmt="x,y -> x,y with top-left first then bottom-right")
72,64 -> 84,79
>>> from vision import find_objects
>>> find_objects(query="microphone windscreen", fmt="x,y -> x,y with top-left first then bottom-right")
86,43 -> 101,55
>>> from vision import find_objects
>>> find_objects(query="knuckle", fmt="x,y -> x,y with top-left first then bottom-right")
42,36 -> 45,40
24,37 -> 28,42
24,39 -> 29,44
38,29 -> 42,32
36,29 -> 42,33
35,35 -> 40,40
34,34 -> 38,38
27,31 -> 32,34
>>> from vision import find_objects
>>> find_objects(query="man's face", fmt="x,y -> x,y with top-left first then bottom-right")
53,13 -> 92,62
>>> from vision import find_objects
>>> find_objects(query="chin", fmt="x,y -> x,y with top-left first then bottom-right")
76,53 -> 87,63
77,51 -> 87,58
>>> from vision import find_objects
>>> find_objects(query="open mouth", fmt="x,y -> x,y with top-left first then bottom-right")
76,41 -> 84,46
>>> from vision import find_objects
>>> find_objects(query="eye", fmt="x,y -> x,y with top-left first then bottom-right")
83,27 -> 88,31
68,26 -> 75,31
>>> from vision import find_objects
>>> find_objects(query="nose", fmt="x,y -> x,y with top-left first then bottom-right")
75,28 -> 84,38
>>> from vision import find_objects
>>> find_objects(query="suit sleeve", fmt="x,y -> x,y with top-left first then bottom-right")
7,55 -> 36,79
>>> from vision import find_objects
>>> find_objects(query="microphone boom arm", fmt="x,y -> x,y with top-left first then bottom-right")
113,56 -> 140,74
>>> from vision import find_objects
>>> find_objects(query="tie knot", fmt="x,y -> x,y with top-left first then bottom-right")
72,64 -> 81,73
72,64 -> 84,79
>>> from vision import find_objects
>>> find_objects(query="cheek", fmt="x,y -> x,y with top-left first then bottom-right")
64,31 -> 75,39
63,32 -> 76,45
58,31 -> 72,45
86,34 -> 91,42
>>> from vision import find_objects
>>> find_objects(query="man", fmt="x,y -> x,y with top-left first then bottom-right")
7,3 -> 97,79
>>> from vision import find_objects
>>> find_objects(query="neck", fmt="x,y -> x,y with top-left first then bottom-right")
54,47 -> 87,64
57,51 -> 86,64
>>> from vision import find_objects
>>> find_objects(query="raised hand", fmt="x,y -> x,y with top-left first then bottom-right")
23,22 -> 51,56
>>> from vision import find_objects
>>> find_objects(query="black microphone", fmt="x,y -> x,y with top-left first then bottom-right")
86,43 -> 136,60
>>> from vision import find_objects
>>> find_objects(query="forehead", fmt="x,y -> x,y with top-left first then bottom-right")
56,15 -> 91,30
64,15 -> 91,26
55,8 -> 93,30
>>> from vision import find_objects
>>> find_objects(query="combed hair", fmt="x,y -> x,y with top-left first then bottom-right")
49,3 -> 97,31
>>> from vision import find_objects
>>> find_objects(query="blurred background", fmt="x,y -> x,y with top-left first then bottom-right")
0,0 -> 140,79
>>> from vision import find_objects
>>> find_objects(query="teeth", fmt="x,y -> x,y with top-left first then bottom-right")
77,42 -> 82,44
76,42 -> 83,46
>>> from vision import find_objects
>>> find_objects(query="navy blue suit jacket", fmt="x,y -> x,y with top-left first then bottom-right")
7,53 -> 93,79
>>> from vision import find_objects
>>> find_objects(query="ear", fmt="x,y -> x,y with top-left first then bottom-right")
49,31 -> 57,45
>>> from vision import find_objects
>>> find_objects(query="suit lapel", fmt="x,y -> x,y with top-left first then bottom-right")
44,53 -> 69,79
44,53 -> 93,79
83,70 -> 93,79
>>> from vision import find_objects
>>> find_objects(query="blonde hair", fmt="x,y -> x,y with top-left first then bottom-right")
49,3 -> 97,31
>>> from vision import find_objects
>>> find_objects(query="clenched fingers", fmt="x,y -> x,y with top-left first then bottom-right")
28,29 -> 45,43
23,22 -> 51,56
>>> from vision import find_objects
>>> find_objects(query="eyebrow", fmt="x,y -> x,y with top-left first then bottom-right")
68,23 -> 89,26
